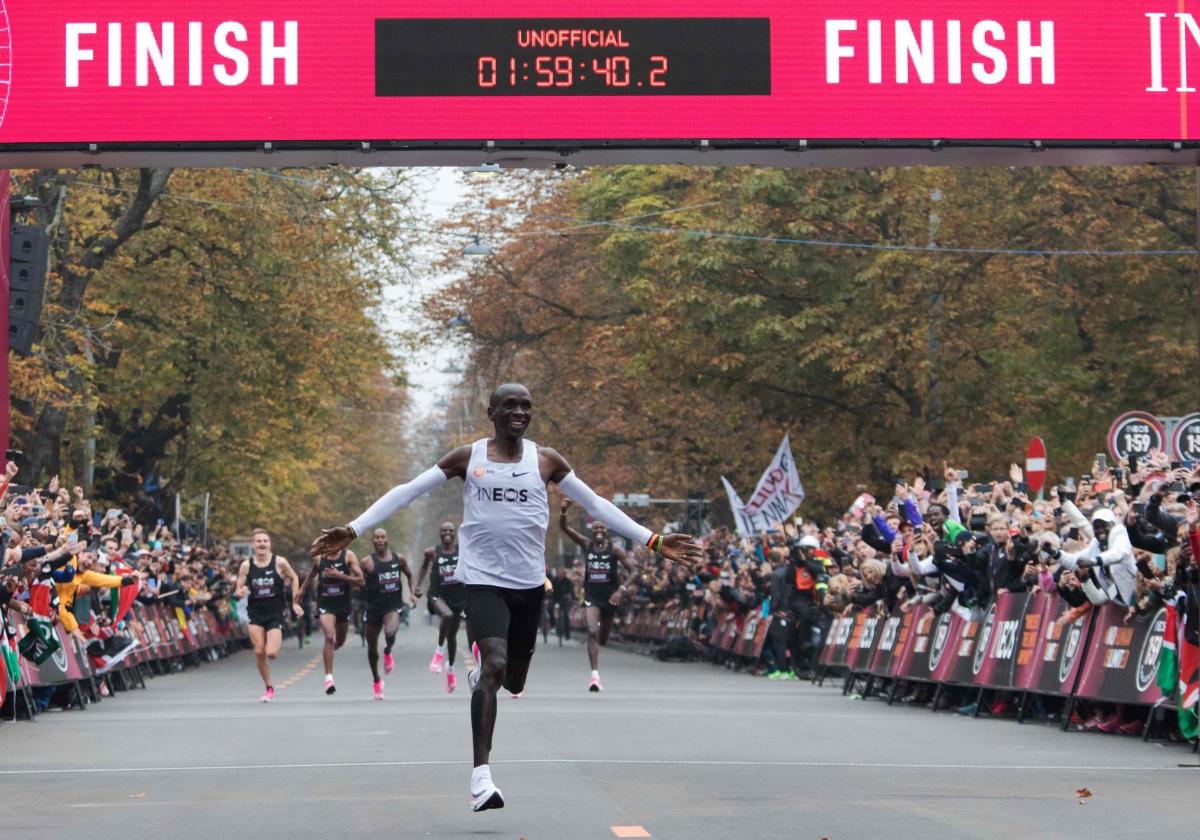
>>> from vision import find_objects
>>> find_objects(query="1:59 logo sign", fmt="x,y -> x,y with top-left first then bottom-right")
1107,411 -> 1165,463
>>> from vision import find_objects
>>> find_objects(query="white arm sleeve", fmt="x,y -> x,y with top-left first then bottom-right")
350,466 -> 448,536
557,471 -> 654,548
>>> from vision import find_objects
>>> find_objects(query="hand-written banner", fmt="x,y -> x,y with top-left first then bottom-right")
722,435 -> 805,537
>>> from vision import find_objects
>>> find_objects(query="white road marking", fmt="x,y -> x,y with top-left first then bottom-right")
1,758 -> 1188,776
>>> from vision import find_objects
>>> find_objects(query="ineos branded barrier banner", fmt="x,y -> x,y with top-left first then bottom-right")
1073,605 -> 1169,706
815,593 -> 1167,705
3,1 -> 1200,147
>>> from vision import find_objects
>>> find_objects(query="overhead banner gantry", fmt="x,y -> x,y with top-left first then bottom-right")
1,1 -> 1200,166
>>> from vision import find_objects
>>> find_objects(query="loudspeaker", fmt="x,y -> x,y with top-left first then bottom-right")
9,224 -> 48,355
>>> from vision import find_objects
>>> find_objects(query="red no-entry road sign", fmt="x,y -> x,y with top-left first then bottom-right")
1025,437 -> 1046,494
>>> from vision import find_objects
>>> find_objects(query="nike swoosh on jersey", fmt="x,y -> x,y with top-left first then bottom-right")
512,471 -> 530,477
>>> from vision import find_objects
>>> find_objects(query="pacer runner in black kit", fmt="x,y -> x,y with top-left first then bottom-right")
415,521 -> 476,693
313,383 -> 703,812
361,527 -> 416,700
234,529 -> 303,703
560,498 -> 639,692
299,546 -> 364,695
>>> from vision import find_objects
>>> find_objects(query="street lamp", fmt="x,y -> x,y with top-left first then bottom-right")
463,235 -> 495,257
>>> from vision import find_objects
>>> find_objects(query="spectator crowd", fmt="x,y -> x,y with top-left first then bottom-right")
558,451 -> 1200,738
0,461 -> 294,710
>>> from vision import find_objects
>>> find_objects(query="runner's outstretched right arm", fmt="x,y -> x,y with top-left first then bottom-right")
348,466 -> 449,537
311,448 -> 472,558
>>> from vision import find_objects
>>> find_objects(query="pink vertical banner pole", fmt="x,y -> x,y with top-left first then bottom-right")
0,170 -> 10,463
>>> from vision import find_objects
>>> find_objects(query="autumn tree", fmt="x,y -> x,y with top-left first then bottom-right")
428,165 -> 1200,520
10,167 -> 421,553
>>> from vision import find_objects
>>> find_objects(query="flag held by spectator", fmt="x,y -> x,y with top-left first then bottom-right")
721,436 -> 805,537
17,617 -> 61,665
109,581 -> 138,625
1158,600 -> 1199,740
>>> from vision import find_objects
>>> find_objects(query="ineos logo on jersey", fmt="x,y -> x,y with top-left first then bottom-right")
476,486 -> 530,503
1135,608 -> 1168,693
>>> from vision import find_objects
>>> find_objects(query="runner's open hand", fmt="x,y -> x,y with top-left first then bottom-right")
660,533 -> 703,568
311,526 -> 355,558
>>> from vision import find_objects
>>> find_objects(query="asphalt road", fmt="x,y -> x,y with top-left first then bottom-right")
2,618 -> 1196,840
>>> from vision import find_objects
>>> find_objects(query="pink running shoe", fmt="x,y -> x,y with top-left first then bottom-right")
472,642 -> 480,666
384,652 -> 395,675
588,674 -> 602,693
259,686 -> 275,703
373,680 -> 384,701
1097,713 -> 1123,734
446,671 -> 457,694
429,649 -> 444,673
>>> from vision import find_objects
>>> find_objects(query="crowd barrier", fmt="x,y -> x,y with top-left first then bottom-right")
816,592 -> 1173,716
616,592 -> 1183,735
1,601 -> 249,720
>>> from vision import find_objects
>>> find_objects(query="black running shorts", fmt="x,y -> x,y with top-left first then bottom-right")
583,585 -> 620,614
464,584 -> 545,660
365,601 -> 401,626
428,584 -> 467,618
318,605 -> 350,622
248,612 -> 284,632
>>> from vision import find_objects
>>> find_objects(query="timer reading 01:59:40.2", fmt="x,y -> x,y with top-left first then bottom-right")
375,18 -> 771,97
478,55 -> 668,90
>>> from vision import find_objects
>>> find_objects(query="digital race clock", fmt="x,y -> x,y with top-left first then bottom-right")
375,18 -> 771,96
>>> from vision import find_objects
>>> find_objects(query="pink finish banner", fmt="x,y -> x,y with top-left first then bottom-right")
0,2 -> 1196,143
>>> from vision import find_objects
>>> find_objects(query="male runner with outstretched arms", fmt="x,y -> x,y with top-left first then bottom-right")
559,498 -> 639,692
234,529 -> 303,703
415,521 -> 476,693
361,528 -> 415,700
299,543 -> 364,695
312,383 -> 702,812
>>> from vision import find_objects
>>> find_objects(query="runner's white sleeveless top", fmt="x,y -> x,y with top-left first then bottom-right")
453,438 -> 548,588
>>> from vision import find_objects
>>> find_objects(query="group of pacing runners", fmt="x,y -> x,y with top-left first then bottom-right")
243,383 -> 703,812
235,525 -> 472,702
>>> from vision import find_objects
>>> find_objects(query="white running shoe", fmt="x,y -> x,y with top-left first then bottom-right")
324,675 -> 336,695
467,668 -> 480,692
470,781 -> 505,812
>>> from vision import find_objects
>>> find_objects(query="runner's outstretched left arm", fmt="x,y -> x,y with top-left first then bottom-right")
543,447 -> 703,567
